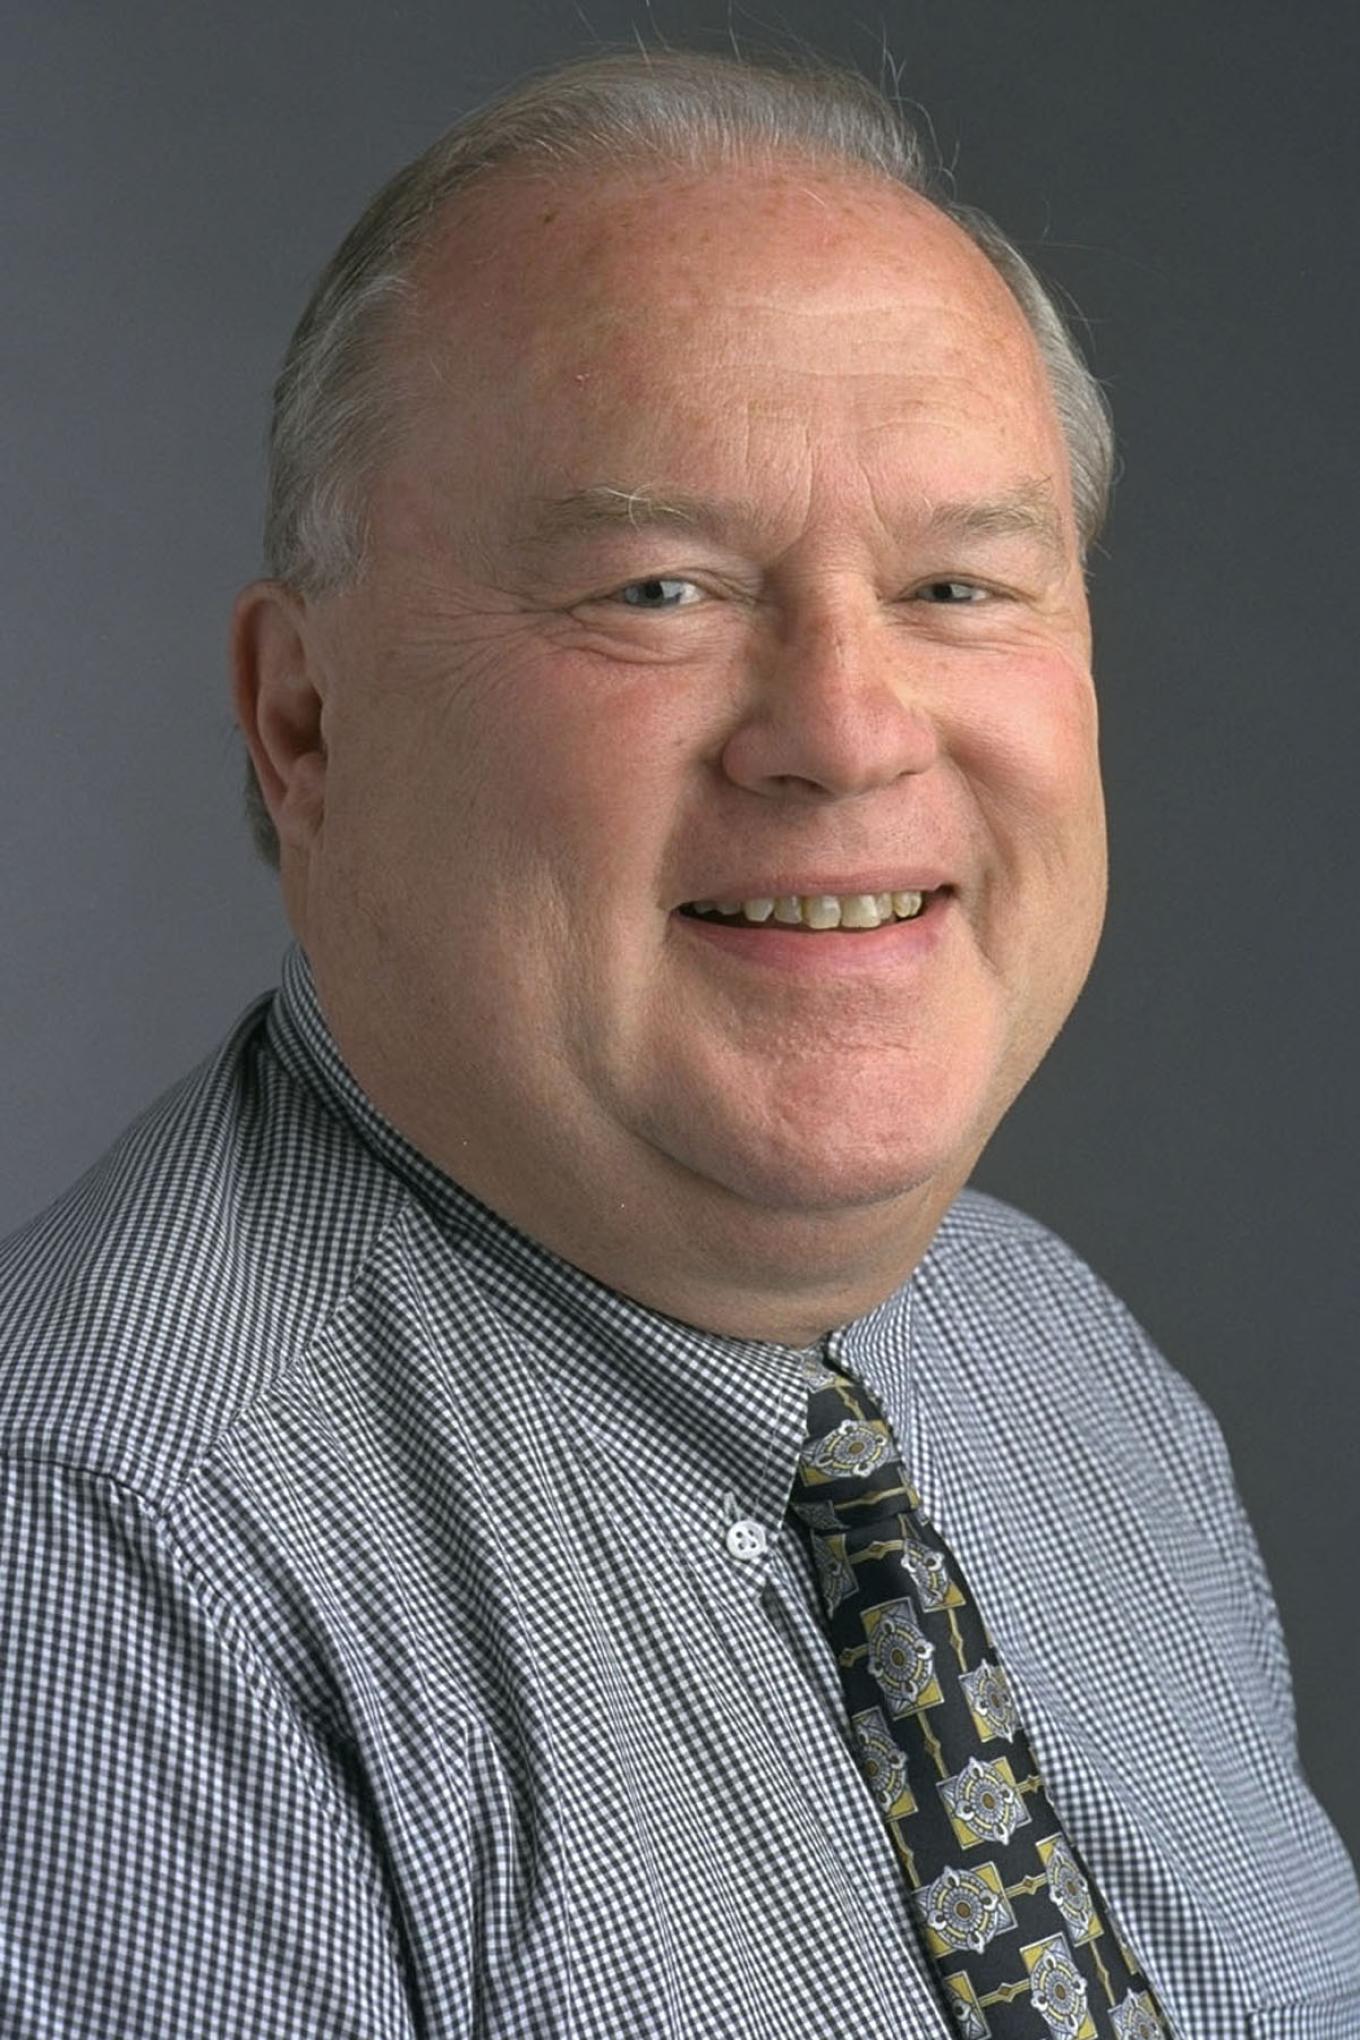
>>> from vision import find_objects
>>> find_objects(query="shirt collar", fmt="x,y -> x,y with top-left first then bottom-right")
266,941 -> 918,1543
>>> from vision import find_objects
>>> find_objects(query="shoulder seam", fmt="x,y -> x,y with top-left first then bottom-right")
174,1191 -> 418,1498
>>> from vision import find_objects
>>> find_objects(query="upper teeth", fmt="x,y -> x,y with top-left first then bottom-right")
688,891 -> 926,929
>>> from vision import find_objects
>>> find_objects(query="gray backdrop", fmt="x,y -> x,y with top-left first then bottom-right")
6,0 -> 1358,1862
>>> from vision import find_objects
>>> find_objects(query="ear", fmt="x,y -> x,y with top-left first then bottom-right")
231,580 -> 328,854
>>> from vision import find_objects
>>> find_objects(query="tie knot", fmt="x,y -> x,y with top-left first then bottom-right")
788,1355 -> 920,1534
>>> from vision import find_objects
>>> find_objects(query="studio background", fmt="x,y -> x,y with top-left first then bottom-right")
5,1 -> 1357,1860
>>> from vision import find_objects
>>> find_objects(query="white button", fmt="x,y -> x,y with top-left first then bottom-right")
725,1519 -> 768,1562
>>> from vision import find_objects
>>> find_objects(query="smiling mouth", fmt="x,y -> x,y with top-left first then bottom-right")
677,891 -> 935,932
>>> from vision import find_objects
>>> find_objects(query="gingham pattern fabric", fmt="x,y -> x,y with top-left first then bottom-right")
2,943 -> 1359,2039
790,1359 -> 1169,2039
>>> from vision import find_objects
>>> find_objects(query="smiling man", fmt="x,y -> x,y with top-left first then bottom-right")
3,48 -> 1358,2040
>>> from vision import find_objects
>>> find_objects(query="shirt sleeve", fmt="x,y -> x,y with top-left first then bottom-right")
1093,1263 -> 1305,1756
0,1458 -> 419,2039
1170,1363 -> 1301,1749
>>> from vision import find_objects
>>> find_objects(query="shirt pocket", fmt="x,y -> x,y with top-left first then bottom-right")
1248,1993 -> 1360,2038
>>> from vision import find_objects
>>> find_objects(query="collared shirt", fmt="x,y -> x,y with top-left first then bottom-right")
3,943 -> 1359,2039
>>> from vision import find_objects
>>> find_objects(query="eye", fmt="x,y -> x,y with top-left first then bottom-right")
610,577 -> 703,610
912,579 -> 990,604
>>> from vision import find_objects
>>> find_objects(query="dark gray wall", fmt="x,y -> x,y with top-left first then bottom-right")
5,0 -> 1357,1862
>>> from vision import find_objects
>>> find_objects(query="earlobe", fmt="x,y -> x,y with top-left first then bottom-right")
230,580 -> 328,851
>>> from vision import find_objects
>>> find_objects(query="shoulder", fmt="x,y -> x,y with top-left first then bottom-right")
0,989 -> 410,1509
918,1186 -> 1227,1464
923,1183 -> 1158,1341
919,1183 -> 1132,1318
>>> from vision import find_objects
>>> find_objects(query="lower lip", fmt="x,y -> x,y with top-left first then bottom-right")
671,894 -> 951,974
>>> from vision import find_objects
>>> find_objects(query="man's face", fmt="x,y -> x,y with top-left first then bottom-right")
288,163 -> 1106,1248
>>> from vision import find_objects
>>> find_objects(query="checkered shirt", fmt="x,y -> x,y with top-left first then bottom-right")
3,943 -> 1359,2038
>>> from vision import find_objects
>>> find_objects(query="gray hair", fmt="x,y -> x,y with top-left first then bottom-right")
245,47 -> 1115,866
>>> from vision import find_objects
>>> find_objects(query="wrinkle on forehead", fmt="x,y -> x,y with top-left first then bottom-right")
382,160 -> 1076,557
411,159 -> 1028,375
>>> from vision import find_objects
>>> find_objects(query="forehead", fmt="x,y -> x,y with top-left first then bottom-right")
387,159 -> 1070,537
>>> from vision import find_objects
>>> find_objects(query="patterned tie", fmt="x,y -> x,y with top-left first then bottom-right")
787,1354 -> 1172,2040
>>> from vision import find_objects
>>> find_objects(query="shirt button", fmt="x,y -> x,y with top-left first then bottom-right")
725,1519 -> 768,1563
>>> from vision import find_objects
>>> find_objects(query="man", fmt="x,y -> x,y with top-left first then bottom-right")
2,46 -> 1357,2039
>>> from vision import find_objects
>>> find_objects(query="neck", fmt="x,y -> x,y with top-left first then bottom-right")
392,1090 -> 963,1346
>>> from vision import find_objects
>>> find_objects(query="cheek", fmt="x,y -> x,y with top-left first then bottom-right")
315,662 -> 529,941
392,673 -> 694,969
486,658 -> 694,888
953,656 -> 1107,1005
958,655 -> 1103,853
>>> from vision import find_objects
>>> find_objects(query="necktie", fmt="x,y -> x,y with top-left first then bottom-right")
787,1354 -> 1171,2040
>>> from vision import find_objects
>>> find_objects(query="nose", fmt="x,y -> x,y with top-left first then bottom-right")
719,601 -> 941,803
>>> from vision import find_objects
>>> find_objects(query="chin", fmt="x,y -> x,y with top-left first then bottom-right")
654,1093 -> 986,1220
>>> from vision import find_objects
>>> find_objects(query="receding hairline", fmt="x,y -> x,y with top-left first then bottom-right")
263,55 -> 1113,601
264,48 -> 1113,593
407,134 -> 945,232
376,153 -> 1064,507
388,145 -> 993,357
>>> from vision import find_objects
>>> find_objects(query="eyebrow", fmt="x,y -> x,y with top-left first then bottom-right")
524,486 -> 747,542
522,477 -> 1069,557
918,481 -> 1068,562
